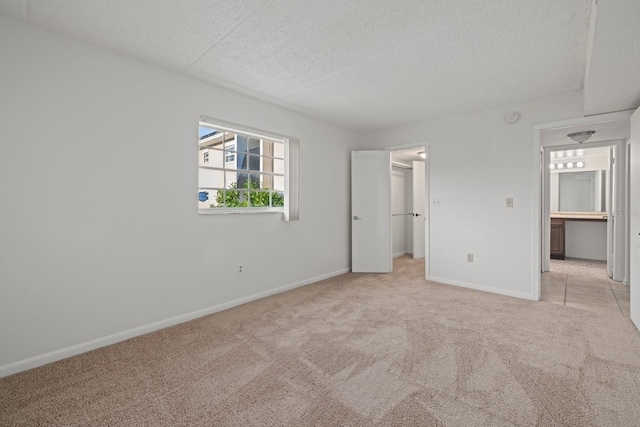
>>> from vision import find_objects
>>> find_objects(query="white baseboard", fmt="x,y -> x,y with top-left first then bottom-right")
0,267 -> 351,379
428,276 -> 537,301
393,251 -> 408,258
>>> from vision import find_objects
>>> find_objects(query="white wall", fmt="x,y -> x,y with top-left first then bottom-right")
364,91 -> 584,299
391,167 -> 411,257
0,15 -> 360,376
565,221 -> 607,260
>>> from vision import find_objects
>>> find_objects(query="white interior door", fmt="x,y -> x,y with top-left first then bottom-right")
630,107 -> 640,328
351,150 -> 392,273
412,161 -> 426,259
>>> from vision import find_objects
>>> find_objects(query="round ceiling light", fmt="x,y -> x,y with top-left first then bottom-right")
567,131 -> 596,144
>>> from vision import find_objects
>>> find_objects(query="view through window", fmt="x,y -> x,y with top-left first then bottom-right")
198,122 -> 286,211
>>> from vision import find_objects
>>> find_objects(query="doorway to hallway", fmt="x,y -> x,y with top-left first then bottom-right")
541,257 -> 630,317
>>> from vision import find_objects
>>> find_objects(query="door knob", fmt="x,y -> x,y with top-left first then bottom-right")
353,216 -> 361,220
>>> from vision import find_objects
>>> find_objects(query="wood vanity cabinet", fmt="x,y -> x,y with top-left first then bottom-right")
550,218 -> 565,260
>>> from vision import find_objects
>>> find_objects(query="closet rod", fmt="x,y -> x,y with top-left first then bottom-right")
391,161 -> 412,169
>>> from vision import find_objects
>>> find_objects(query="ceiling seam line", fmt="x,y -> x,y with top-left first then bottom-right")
289,32 -> 453,93
346,47 -> 585,110
290,32 -> 587,94
183,0 -> 273,71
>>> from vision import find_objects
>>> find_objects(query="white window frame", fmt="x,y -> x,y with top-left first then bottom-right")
198,116 -> 299,221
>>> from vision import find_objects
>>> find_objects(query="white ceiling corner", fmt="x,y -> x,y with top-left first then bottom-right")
584,0 -> 640,116
2,0 -> 629,131
0,0 -> 25,19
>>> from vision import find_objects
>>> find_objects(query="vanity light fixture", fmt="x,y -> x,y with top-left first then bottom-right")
550,161 -> 585,170
567,130 -> 596,144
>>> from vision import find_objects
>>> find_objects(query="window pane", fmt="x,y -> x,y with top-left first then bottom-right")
235,134 -> 248,153
198,189 -> 214,208
261,140 -> 274,158
272,191 -> 285,207
273,158 -> 284,174
200,127 -> 226,151
225,171 -> 238,189
248,137 -> 260,154
236,152 -> 249,170
273,141 -> 285,159
248,155 -> 260,172
262,175 -> 273,190
224,146 -> 236,164
201,148 -> 224,168
249,173 -> 262,189
216,189 -> 249,207
223,132 -> 236,150
198,168 -> 224,189
273,175 -> 285,192
199,126 -> 218,140
249,190 -> 270,207
261,156 -> 274,173
236,172 -> 250,189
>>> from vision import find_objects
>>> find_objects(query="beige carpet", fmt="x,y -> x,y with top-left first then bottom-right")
2,257 -> 640,426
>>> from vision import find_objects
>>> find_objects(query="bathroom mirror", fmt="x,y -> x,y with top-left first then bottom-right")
550,170 -> 607,213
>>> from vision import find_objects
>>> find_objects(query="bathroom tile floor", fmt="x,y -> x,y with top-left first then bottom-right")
541,258 -> 630,317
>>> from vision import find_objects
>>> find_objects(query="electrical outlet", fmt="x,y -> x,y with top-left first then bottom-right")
506,198 -> 514,208
467,253 -> 474,263
432,199 -> 441,207
237,263 -> 244,274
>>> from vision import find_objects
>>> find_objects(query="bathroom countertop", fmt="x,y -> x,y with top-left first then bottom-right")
550,212 -> 607,221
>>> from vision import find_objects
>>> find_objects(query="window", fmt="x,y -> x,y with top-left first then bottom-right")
198,117 -> 298,220
224,144 -> 235,164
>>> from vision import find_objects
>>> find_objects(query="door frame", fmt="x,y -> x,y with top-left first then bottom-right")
542,140 -> 620,276
531,110 -> 633,300
385,141 -> 430,280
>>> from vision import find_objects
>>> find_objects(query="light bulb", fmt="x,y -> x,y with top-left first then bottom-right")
567,162 -> 574,169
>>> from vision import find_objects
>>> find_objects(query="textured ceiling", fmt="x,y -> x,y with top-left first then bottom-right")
583,0 -> 640,116
0,0 -> 607,131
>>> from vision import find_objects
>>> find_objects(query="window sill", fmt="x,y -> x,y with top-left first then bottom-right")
199,207 -> 284,215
